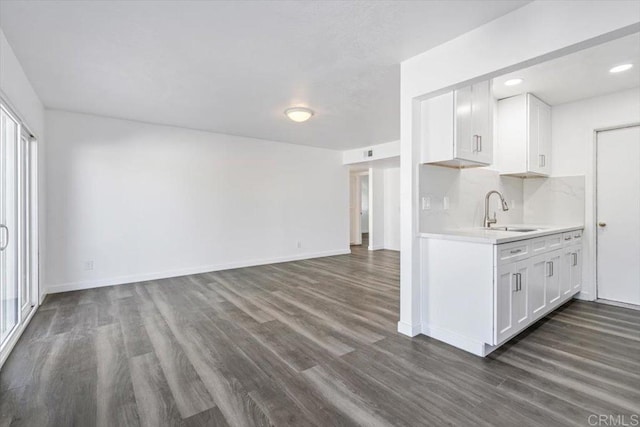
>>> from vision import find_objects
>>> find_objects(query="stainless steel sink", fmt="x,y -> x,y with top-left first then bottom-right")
484,226 -> 541,232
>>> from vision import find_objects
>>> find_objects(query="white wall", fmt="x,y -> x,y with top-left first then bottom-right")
552,88 -> 640,177
343,140 -> 400,165
550,87 -> 640,301
383,167 -> 400,251
0,29 -> 44,138
44,110 -> 349,293
399,0 -> 640,336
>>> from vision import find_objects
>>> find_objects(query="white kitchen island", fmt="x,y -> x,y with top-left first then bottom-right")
419,225 -> 584,357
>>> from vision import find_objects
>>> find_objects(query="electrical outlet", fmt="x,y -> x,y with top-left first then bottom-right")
443,196 -> 450,210
84,260 -> 94,271
421,196 -> 431,210
297,241 -> 302,249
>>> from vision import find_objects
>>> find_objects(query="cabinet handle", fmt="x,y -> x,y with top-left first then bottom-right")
547,261 -> 554,277
513,273 -> 518,292
564,236 -> 572,241
572,253 -> 578,266
510,249 -> 522,254
512,273 -> 521,292
478,136 -> 482,152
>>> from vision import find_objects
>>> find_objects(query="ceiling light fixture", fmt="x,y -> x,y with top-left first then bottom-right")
609,63 -> 633,73
285,107 -> 314,122
504,78 -> 524,86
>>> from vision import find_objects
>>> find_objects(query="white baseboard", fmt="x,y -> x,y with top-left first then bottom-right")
45,248 -> 351,295
397,321 -> 422,337
368,244 -> 384,251
421,324 -> 487,357
596,298 -> 640,311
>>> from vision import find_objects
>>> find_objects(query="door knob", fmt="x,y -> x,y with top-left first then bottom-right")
598,222 -> 607,227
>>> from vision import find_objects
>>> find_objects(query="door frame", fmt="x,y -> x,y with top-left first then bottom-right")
594,122 -> 640,304
350,171 -> 369,245
0,99 -> 40,368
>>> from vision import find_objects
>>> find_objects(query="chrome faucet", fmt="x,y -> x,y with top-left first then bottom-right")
484,190 -> 509,228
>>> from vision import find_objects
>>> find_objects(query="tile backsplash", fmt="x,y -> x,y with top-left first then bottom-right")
523,176 -> 585,225
419,166 -> 524,231
419,165 -> 584,232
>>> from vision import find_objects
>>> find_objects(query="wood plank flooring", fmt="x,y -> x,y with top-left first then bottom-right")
1,244 -> 639,426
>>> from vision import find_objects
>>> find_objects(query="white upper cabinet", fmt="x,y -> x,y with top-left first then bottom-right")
497,93 -> 551,177
420,80 -> 493,168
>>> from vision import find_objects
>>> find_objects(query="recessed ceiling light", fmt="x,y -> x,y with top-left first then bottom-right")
504,78 -> 524,86
285,107 -> 314,122
609,63 -> 633,73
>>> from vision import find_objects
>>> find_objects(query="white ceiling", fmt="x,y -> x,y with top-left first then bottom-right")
0,0 -> 529,150
493,32 -> 640,106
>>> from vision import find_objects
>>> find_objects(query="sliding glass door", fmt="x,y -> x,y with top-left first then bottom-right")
0,104 -> 37,355
1,106 -> 19,344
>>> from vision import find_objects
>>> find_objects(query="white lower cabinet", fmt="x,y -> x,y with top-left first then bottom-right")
495,233 -> 582,345
420,228 -> 583,357
529,254 -> 548,318
495,260 -> 530,344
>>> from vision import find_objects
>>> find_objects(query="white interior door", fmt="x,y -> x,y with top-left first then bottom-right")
597,125 -> 640,306
349,174 -> 362,245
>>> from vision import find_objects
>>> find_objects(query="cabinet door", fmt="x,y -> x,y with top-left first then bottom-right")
537,99 -> 551,175
561,250 -> 574,297
513,261 -> 529,328
527,95 -> 551,175
471,80 -> 493,164
546,250 -> 562,306
529,254 -> 547,319
495,262 -> 516,344
453,85 -> 474,161
527,95 -> 542,174
420,92 -> 455,164
571,247 -> 582,292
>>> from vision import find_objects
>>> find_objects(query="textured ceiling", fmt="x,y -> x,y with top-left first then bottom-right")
0,1 -> 529,149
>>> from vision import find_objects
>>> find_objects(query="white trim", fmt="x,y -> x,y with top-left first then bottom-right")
596,298 -> 640,311
368,245 -> 384,251
397,321 -> 422,337
421,324 -> 490,357
0,304 -> 37,369
45,249 -> 351,294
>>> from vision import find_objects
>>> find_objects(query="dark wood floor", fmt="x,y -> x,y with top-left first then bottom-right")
1,245 -> 639,426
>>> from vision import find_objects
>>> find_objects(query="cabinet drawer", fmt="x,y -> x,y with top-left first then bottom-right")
530,233 -> 562,255
563,230 -> 582,246
547,234 -> 563,250
498,243 -> 529,262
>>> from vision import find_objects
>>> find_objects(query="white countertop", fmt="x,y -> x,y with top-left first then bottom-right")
419,224 -> 584,244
